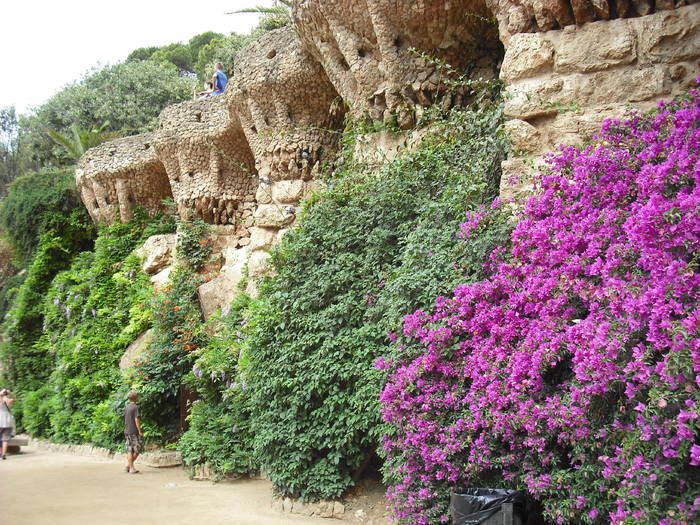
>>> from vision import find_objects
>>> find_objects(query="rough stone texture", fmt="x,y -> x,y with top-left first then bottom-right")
225,26 -> 342,275
272,496 -> 345,519
229,26 -> 343,184
486,0 -> 698,45
499,5 -> 700,198
154,96 -> 257,227
197,246 -> 250,319
74,1 -> 700,303
76,133 -> 171,223
293,0 -> 502,125
119,329 -> 153,370
140,450 -> 183,468
150,267 -> 172,289
135,234 -> 177,275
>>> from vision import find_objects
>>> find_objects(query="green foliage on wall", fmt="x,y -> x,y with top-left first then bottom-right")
241,91 -> 512,501
5,212 -> 175,447
179,294 -> 259,479
127,265 -> 207,440
0,170 -> 94,265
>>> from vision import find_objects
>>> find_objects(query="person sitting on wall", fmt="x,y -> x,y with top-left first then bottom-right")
198,81 -> 214,98
211,63 -> 228,96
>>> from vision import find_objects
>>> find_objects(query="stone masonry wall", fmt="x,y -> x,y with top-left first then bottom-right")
293,0 -> 503,128
154,96 -> 257,235
76,133 -> 171,223
486,0 -> 699,45
228,26 -> 344,279
498,4 -> 700,200
76,0 -> 700,306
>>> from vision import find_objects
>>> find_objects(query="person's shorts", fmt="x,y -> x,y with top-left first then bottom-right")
0,427 -> 12,441
125,434 -> 144,454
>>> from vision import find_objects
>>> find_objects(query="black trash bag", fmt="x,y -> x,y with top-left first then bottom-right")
451,488 -> 526,525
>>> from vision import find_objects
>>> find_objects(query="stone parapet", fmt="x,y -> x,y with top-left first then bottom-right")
486,0 -> 698,45
76,133 -> 171,223
154,96 -> 257,228
293,0 -> 502,126
228,25 -> 343,183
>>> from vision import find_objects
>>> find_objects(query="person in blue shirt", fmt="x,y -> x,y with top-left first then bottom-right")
212,63 -> 228,95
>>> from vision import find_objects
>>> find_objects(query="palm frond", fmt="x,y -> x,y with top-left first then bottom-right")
226,6 -> 290,15
46,128 -> 82,160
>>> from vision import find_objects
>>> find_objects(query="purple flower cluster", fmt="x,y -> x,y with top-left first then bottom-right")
380,88 -> 700,524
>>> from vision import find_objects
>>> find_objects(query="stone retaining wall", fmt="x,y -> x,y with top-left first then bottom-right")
75,0 -> 700,295
28,438 -> 182,468
499,5 -> 700,200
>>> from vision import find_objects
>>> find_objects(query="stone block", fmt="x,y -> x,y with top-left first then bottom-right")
636,5 -> 700,65
501,32 -> 554,82
119,329 -> 153,370
504,119 -> 542,153
271,180 -> 306,204
249,227 -> 278,251
150,267 -> 172,289
140,451 -> 183,468
135,234 -> 177,275
247,250 -> 271,278
504,77 -> 564,119
499,158 -> 538,204
197,247 -> 249,319
553,20 -> 636,73
506,65 -> 671,120
333,501 -> 346,518
255,183 -> 272,204
253,204 -> 295,228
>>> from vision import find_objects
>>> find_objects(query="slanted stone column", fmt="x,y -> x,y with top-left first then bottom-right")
76,133 -> 171,224
227,25 -> 344,283
153,96 -> 257,236
293,0 -> 503,127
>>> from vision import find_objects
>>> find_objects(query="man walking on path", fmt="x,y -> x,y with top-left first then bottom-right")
124,390 -> 143,474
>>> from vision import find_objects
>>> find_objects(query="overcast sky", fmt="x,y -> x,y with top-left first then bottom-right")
0,1 -> 275,114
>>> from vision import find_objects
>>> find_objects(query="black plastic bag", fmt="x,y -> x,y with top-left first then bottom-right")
451,488 -> 526,525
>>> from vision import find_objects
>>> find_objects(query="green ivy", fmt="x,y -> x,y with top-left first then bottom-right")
10,213 -> 170,447
176,219 -> 212,271
243,95 -> 512,501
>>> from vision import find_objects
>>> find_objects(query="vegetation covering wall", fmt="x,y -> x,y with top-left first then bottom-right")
0,7 -> 697,524
380,88 -> 700,524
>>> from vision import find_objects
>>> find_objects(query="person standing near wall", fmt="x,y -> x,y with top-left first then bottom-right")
211,63 -> 228,95
124,390 -> 143,474
0,388 -> 16,460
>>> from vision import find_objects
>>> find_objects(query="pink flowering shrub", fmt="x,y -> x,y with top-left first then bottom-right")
379,87 -> 700,524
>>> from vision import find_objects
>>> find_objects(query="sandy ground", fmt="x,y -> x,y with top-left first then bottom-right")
0,446 -> 345,525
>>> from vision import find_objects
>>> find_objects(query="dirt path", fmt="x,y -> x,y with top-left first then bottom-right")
0,446 -> 344,525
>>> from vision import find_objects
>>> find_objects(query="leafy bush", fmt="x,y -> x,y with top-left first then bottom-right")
16,216 -> 158,446
179,296 -> 259,479
19,61 -> 191,167
243,90 -> 512,501
129,265 -> 207,440
0,169 -> 94,264
176,219 -> 212,271
380,88 -> 700,524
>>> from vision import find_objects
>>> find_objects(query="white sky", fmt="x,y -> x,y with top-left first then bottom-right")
0,1 -> 275,114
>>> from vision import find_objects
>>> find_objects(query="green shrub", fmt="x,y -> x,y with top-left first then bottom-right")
0,170 -> 94,265
243,90 -> 512,500
129,265 -> 207,441
8,215 -> 163,446
179,294 -> 258,479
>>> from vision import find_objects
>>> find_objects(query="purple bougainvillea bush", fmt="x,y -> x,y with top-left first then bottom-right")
379,86 -> 700,524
